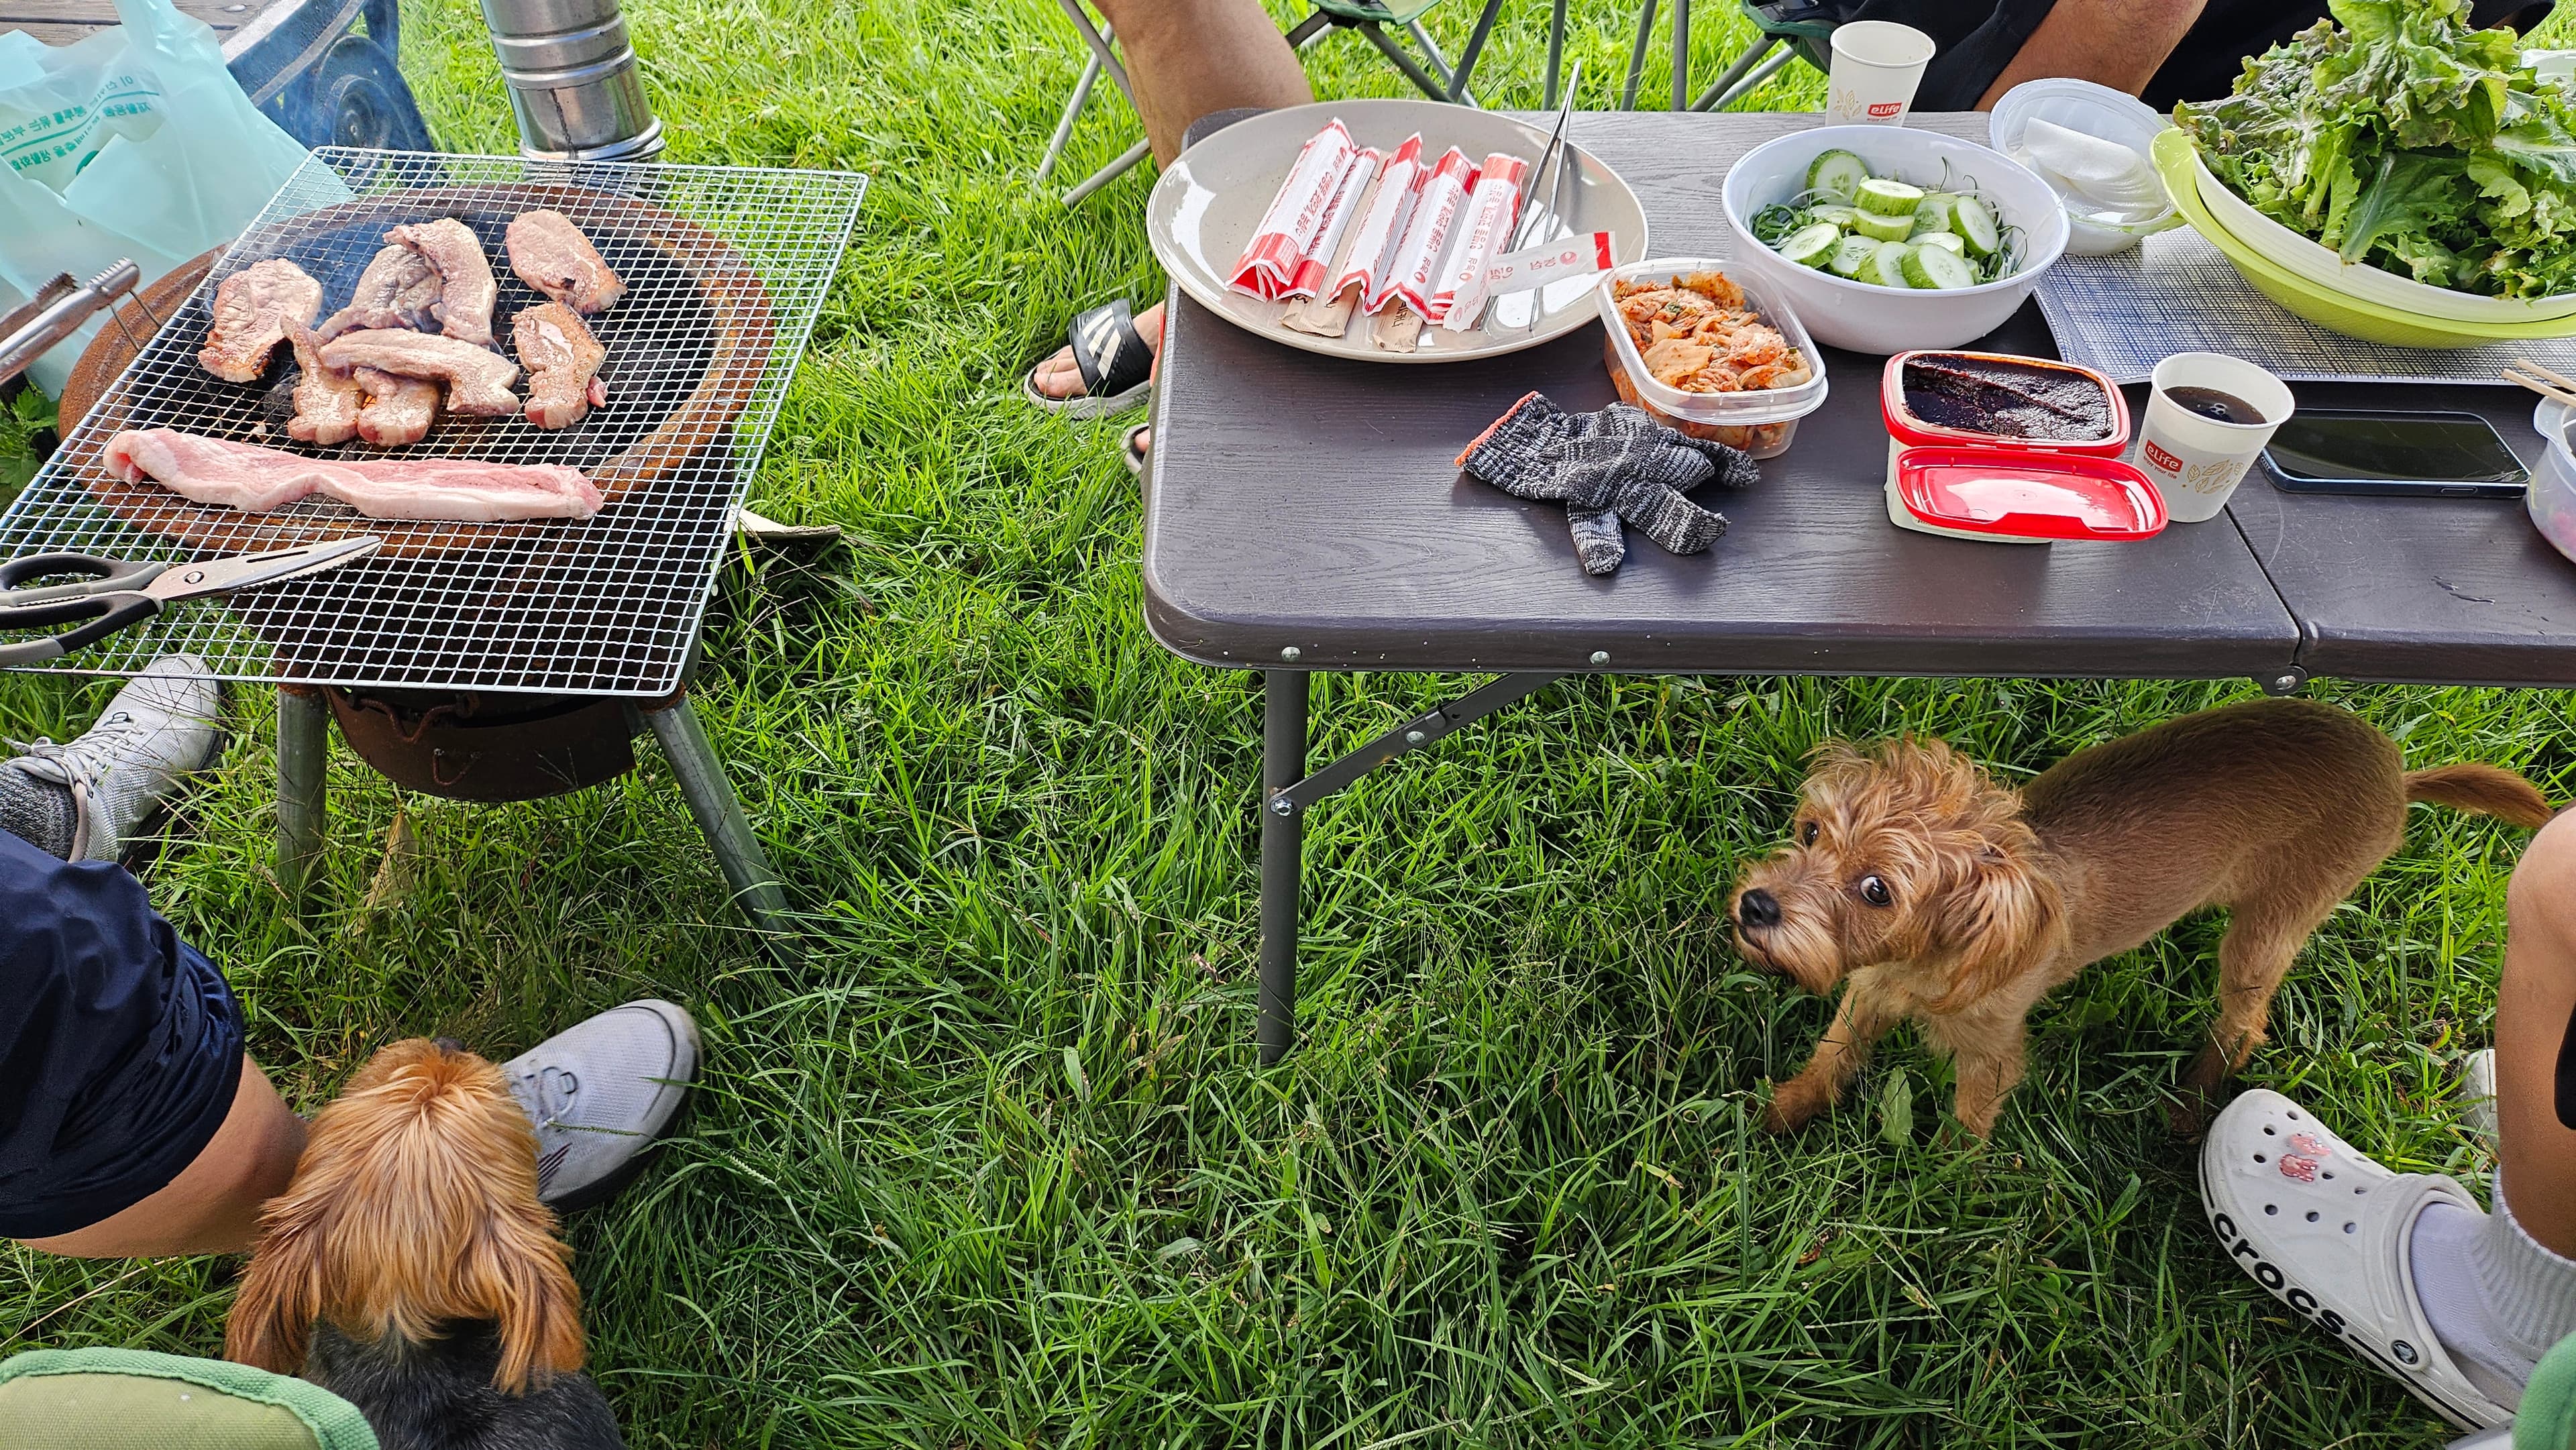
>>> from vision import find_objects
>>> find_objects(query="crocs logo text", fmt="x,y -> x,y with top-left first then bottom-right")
2209,1211 -> 2349,1339
2279,1154 -> 2320,1182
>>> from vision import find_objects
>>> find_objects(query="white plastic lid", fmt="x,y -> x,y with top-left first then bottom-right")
1987,78 -> 2177,247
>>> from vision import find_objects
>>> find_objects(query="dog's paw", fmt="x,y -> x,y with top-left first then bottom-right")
1762,1081 -> 1830,1133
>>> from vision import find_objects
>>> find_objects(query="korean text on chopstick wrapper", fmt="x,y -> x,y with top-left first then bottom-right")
1334,134 -> 1426,309
1481,231 -> 1615,295
1433,152 -> 1529,331
1384,147 -> 1479,319
1227,119 -> 1360,301
1285,146 -> 1383,300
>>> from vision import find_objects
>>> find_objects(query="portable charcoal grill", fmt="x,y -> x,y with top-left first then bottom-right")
0,149 -> 865,940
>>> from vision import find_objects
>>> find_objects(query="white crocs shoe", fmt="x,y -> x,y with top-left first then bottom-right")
504,999 -> 700,1212
3,655 -> 223,861
2200,1089 -> 2517,1431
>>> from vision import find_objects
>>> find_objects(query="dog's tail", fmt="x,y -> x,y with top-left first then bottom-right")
2404,764 -> 2556,828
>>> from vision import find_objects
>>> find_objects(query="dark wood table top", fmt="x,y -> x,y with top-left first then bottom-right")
3,0 -> 288,53
1144,109 -> 2575,685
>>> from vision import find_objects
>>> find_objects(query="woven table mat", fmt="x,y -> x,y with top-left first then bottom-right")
2031,228 -> 2576,385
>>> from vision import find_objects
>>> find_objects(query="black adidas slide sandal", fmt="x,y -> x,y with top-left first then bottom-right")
1024,298 -> 1154,418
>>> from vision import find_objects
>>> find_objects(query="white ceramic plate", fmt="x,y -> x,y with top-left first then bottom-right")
1145,99 -> 1650,363
2188,146 -> 2576,323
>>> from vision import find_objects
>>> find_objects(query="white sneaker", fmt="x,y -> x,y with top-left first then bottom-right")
2200,1089 -> 2517,1430
2,655 -> 222,862
504,999 -> 700,1211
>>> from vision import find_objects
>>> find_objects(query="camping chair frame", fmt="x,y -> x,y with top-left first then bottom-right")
1623,0 -> 1828,113
1036,0 -> 1526,206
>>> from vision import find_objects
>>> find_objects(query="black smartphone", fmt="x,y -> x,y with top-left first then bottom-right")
2261,409 -> 2528,498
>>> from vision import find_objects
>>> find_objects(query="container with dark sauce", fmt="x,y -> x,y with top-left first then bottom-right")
1880,351 -> 2133,486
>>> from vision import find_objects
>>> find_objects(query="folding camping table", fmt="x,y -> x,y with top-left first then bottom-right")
1144,110 -> 2576,1064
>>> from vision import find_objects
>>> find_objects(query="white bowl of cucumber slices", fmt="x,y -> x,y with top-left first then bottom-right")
1721,125 -> 2069,355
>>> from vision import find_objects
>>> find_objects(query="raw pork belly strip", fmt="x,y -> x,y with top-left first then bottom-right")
319,329 -> 521,416
506,210 -> 625,314
286,321 -> 362,447
353,368 -> 439,448
105,429 -> 602,522
512,302 -> 608,429
317,245 -> 443,339
199,260 -> 323,383
387,218 -> 498,347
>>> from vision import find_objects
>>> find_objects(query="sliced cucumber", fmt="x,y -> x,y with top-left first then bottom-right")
1953,195 -> 2002,257
1826,233 -> 1880,277
1850,208 -> 1916,242
1809,204 -> 1862,227
1863,240 -> 1914,289
1917,231 -> 1968,255
1907,198 -> 1955,238
1900,243 -> 1979,289
1776,221 -> 1843,269
1805,149 -> 1872,203
1854,178 -> 1926,217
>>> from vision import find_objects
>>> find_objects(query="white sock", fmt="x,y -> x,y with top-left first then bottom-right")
2410,1170 -> 2576,1406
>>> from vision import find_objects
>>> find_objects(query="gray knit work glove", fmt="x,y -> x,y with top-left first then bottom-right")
1456,393 -> 1758,575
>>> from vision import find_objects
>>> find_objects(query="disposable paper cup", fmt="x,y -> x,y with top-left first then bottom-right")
2131,352 -> 2295,523
1825,22 -> 1936,125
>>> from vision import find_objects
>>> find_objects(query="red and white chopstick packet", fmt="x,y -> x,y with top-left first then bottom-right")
1228,119 -> 1360,301
1432,152 -> 1529,331
1481,230 -> 1616,296
1329,135 -> 1425,307
1285,146 -> 1381,300
1385,148 -> 1479,320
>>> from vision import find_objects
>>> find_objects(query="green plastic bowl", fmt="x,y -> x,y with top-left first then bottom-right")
2150,129 -> 2576,349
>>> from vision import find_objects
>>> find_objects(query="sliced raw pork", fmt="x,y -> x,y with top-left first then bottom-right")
286,321 -> 362,447
354,368 -> 440,448
506,210 -> 624,313
199,260 -> 323,384
387,218 -> 498,347
319,329 -> 521,416
512,303 -> 608,429
105,428 -> 601,522
317,245 -> 443,339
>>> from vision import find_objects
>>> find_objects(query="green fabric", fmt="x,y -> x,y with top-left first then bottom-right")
1311,0 -> 1452,26
2522,1333 -> 2576,1450
0,1349 -> 376,1450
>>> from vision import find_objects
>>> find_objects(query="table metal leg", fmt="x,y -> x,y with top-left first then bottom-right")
276,685 -> 329,901
1259,669 -> 1308,1066
640,695 -> 797,951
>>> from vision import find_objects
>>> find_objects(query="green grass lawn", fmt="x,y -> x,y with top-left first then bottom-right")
7,1 -> 2576,1444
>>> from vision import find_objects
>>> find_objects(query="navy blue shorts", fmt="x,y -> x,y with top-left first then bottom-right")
0,829 -> 244,1240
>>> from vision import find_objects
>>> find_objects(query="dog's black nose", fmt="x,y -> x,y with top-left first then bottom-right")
1737,889 -> 1780,929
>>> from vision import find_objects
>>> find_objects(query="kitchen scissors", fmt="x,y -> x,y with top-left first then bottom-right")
0,537 -> 383,666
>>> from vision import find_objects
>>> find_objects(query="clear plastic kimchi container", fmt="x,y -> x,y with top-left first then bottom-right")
1595,258 -> 1829,459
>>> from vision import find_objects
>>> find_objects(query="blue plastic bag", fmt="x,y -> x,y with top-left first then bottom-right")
0,0 -> 316,394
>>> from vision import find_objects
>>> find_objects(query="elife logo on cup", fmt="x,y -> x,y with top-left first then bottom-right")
1868,101 -> 1902,117
2142,441 -> 2184,473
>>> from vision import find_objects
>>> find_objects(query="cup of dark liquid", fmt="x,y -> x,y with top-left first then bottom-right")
2134,352 -> 2295,522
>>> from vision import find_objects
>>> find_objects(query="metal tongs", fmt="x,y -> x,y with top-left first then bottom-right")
0,260 -> 153,389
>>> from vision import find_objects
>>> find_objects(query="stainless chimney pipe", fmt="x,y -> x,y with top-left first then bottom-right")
477,0 -> 663,161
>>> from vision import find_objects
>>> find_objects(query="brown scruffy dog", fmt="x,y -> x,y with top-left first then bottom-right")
1729,698 -> 2551,1138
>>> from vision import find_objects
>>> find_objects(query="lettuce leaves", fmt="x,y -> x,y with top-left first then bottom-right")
2174,0 -> 2576,297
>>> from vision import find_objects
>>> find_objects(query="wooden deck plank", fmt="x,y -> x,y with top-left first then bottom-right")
3,0 -> 283,50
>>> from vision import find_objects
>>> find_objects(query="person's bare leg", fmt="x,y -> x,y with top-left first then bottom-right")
1093,0 -> 1312,166
2500,812 -> 2576,1258
1976,0 -> 2207,107
19,1056 -> 303,1258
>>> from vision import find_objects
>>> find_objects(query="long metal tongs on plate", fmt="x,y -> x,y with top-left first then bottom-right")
1511,60 -> 1581,332
0,260 -> 149,388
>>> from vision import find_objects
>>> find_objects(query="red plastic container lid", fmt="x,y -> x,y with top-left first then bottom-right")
1894,447 -> 2167,541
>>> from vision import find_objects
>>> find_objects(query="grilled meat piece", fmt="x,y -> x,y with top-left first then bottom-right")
512,302 -> 608,429
286,321 -> 362,447
317,245 -> 443,340
199,260 -> 323,384
319,329 -> 521,416
387,218 -> 499,347
106,427 -> 601,521
505,209 -> 624,314
354,368 -> 440,448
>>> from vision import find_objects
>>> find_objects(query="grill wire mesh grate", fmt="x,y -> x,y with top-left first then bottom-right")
0,149 -> 865,698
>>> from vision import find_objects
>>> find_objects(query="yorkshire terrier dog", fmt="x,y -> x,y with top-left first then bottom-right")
226,1038 -> 624,1450
1730,699 -> 2551,1138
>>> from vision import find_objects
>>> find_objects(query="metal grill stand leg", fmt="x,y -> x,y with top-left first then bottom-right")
277,685 -> 329,902
641,696 -> 796,950
1259,669 -> 1308,1066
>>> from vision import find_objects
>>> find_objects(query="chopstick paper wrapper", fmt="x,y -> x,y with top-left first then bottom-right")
1228,118 -> 1358,302
1283,147 -> 1381,301
1313,135 -> 1423,317
1433,152 -> 1529,331
1481,231 -> 1615,296
1384,147 -> 1479,321
1281,150 -> 1394,337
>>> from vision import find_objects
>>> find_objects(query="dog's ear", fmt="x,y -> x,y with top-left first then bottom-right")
1925,824 -> 2061,1013
481,1205 -> 587,1394
225,1214 -> 324,1376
